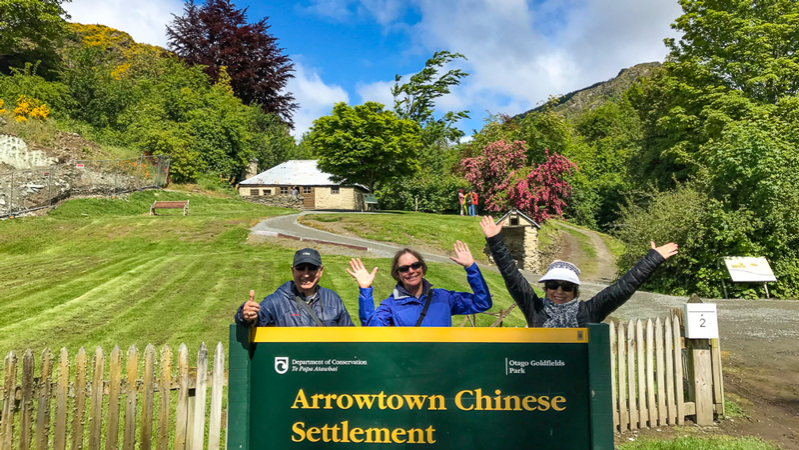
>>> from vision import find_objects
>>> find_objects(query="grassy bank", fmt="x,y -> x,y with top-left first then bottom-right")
617,436 -> 779,450
0,194 -> 526,358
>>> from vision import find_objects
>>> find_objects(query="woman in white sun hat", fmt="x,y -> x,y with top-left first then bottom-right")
480,216 -> 678,328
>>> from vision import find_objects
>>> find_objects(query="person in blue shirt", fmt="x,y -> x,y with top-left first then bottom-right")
348,242 -> 492,326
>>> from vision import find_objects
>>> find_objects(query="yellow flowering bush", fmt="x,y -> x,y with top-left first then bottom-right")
0,99 -> 6,115
14,95 -> 50,122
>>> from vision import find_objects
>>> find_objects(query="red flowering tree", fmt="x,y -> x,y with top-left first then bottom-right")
462,140 -> 578,222
461,139 -> 527,211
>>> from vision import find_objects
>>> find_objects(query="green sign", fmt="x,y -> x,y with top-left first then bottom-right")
228,325 -> 613,449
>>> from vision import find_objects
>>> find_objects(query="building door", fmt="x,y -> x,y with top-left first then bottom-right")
302,187 -> 315,209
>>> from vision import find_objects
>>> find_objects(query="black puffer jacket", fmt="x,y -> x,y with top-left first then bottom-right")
486,234 -> 665,327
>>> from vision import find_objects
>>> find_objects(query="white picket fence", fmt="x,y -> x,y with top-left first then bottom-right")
609,312 -> 725,432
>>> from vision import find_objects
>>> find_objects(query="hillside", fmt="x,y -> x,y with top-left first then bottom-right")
516,62 -> 662,120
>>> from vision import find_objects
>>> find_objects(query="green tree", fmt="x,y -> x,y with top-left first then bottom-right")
391,51 -> 469,145
0,0 -> 70,58
309,102 -> 422,193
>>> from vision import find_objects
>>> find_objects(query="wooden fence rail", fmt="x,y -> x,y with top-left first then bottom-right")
609,315 -> 724,432
0,343 -> 225,450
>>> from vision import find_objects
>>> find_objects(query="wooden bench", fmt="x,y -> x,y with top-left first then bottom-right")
150,200 -> 189,216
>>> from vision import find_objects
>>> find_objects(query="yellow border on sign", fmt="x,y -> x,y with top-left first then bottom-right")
250,327 -> 589,343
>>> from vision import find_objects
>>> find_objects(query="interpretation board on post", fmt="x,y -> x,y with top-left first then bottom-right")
228,324 -> 613,450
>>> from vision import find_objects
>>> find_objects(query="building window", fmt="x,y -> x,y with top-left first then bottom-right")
331,187 -> 340,194
263,189 -> 272,195
249,189 -> 259,196
303,186 -> 312,194
280,187 -> 288,194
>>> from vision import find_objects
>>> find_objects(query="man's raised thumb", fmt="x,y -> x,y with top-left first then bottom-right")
249,289 -> 255,302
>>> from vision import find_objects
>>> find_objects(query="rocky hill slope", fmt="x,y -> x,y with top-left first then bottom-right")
517,62 -> 662,120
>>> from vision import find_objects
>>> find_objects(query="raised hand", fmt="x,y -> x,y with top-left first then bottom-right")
242,289 -> 260,323
479,215 -> 504,238
651,241 -> 679,260
450,240 -> 475,267
347,258 -> 378,289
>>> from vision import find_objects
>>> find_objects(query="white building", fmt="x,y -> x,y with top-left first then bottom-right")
238,160 -> 369,210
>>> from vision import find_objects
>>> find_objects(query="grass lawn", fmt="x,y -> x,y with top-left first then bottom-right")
617,436 -> 779,449
301,211 -> 497,263
0,194 -> 527,359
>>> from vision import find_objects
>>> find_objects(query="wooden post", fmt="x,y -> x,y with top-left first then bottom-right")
711,338 -> 725,416
20,350 -> 35,450
609,321 -> 618,431
617,323 -> 628,431
626,320 -> 638,430
673,315 -> 685,425
54,349 -> 69,450
89,347 -> 105,450
635,319 -> 647,428
208,343 -> 225,450
174,345 -> 189,450
157,346 -> 172,450
1,351 -> 17,450
35,349 -> 53,450
141,345 -> 156,450
72,348 -> 88,450
685,294 -> 714,426
123,346 -> 139,450
106,347 -> 122,450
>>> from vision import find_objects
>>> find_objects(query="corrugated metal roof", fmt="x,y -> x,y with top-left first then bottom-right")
239,160 -> 340,186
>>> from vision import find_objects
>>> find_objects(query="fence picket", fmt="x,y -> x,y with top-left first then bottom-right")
157,346 -> 172,450
617,323 -> 628,431
123,346 -> 138,450
20,350 -> 35,450
626,320 -> 637,430
609,321 -> 618,430
191,344 -> 208,450
664,318 -> 676,425
72,348 -> 88,450
645,319 -> 657,427
174,345 -> 189,450
208,343 -> 225,450
34,349 -> 53,450
106,347 -> 122,450
141,345 -> 156,450
672,315 -> 685,425
89,348 -> 105,450
711,338 -> 725,416
636,319 -> 647,428
655,318 -> 666,426
2,351 -> 18,450
54,349 -> 69,450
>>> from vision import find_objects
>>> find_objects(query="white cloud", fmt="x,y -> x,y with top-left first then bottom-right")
64,0 -> 183,47
287,61 -> 350,137
356,79 -> 395,106
323,0 -> 682,133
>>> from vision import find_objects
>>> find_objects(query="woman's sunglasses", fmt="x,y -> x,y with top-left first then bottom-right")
397,262 -> 423,273
544,281 -> 576,292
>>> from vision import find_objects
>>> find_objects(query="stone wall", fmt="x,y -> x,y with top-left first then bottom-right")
314,187 -> 364,210
244,194 -> 303,209
493,226 -> 540,273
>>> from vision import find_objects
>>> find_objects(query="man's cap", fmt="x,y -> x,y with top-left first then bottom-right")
538,260 -> 581,285
293,248 -> 322,267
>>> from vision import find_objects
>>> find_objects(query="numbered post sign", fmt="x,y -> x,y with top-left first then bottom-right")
684,303 -> 719,339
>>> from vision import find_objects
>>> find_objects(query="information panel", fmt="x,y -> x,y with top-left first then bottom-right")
228,325 -> 613,450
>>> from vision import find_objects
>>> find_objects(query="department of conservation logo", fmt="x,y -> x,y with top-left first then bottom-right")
275,357 -> 289,374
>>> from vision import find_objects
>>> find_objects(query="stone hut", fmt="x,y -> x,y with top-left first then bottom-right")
238,160 -> 368,210
496,209 -> 541,272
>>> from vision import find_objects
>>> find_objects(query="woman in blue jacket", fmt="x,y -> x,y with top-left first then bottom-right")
348,241 -> 492,326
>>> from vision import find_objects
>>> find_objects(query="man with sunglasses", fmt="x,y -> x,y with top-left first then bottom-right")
235,248 -> 354,327
479,216 -> 678,328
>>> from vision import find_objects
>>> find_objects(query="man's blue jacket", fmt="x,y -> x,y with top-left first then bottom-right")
358,263 -> 492,326
235,281 -> 354,327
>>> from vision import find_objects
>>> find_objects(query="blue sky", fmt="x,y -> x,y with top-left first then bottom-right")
64,0 -> 683,138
